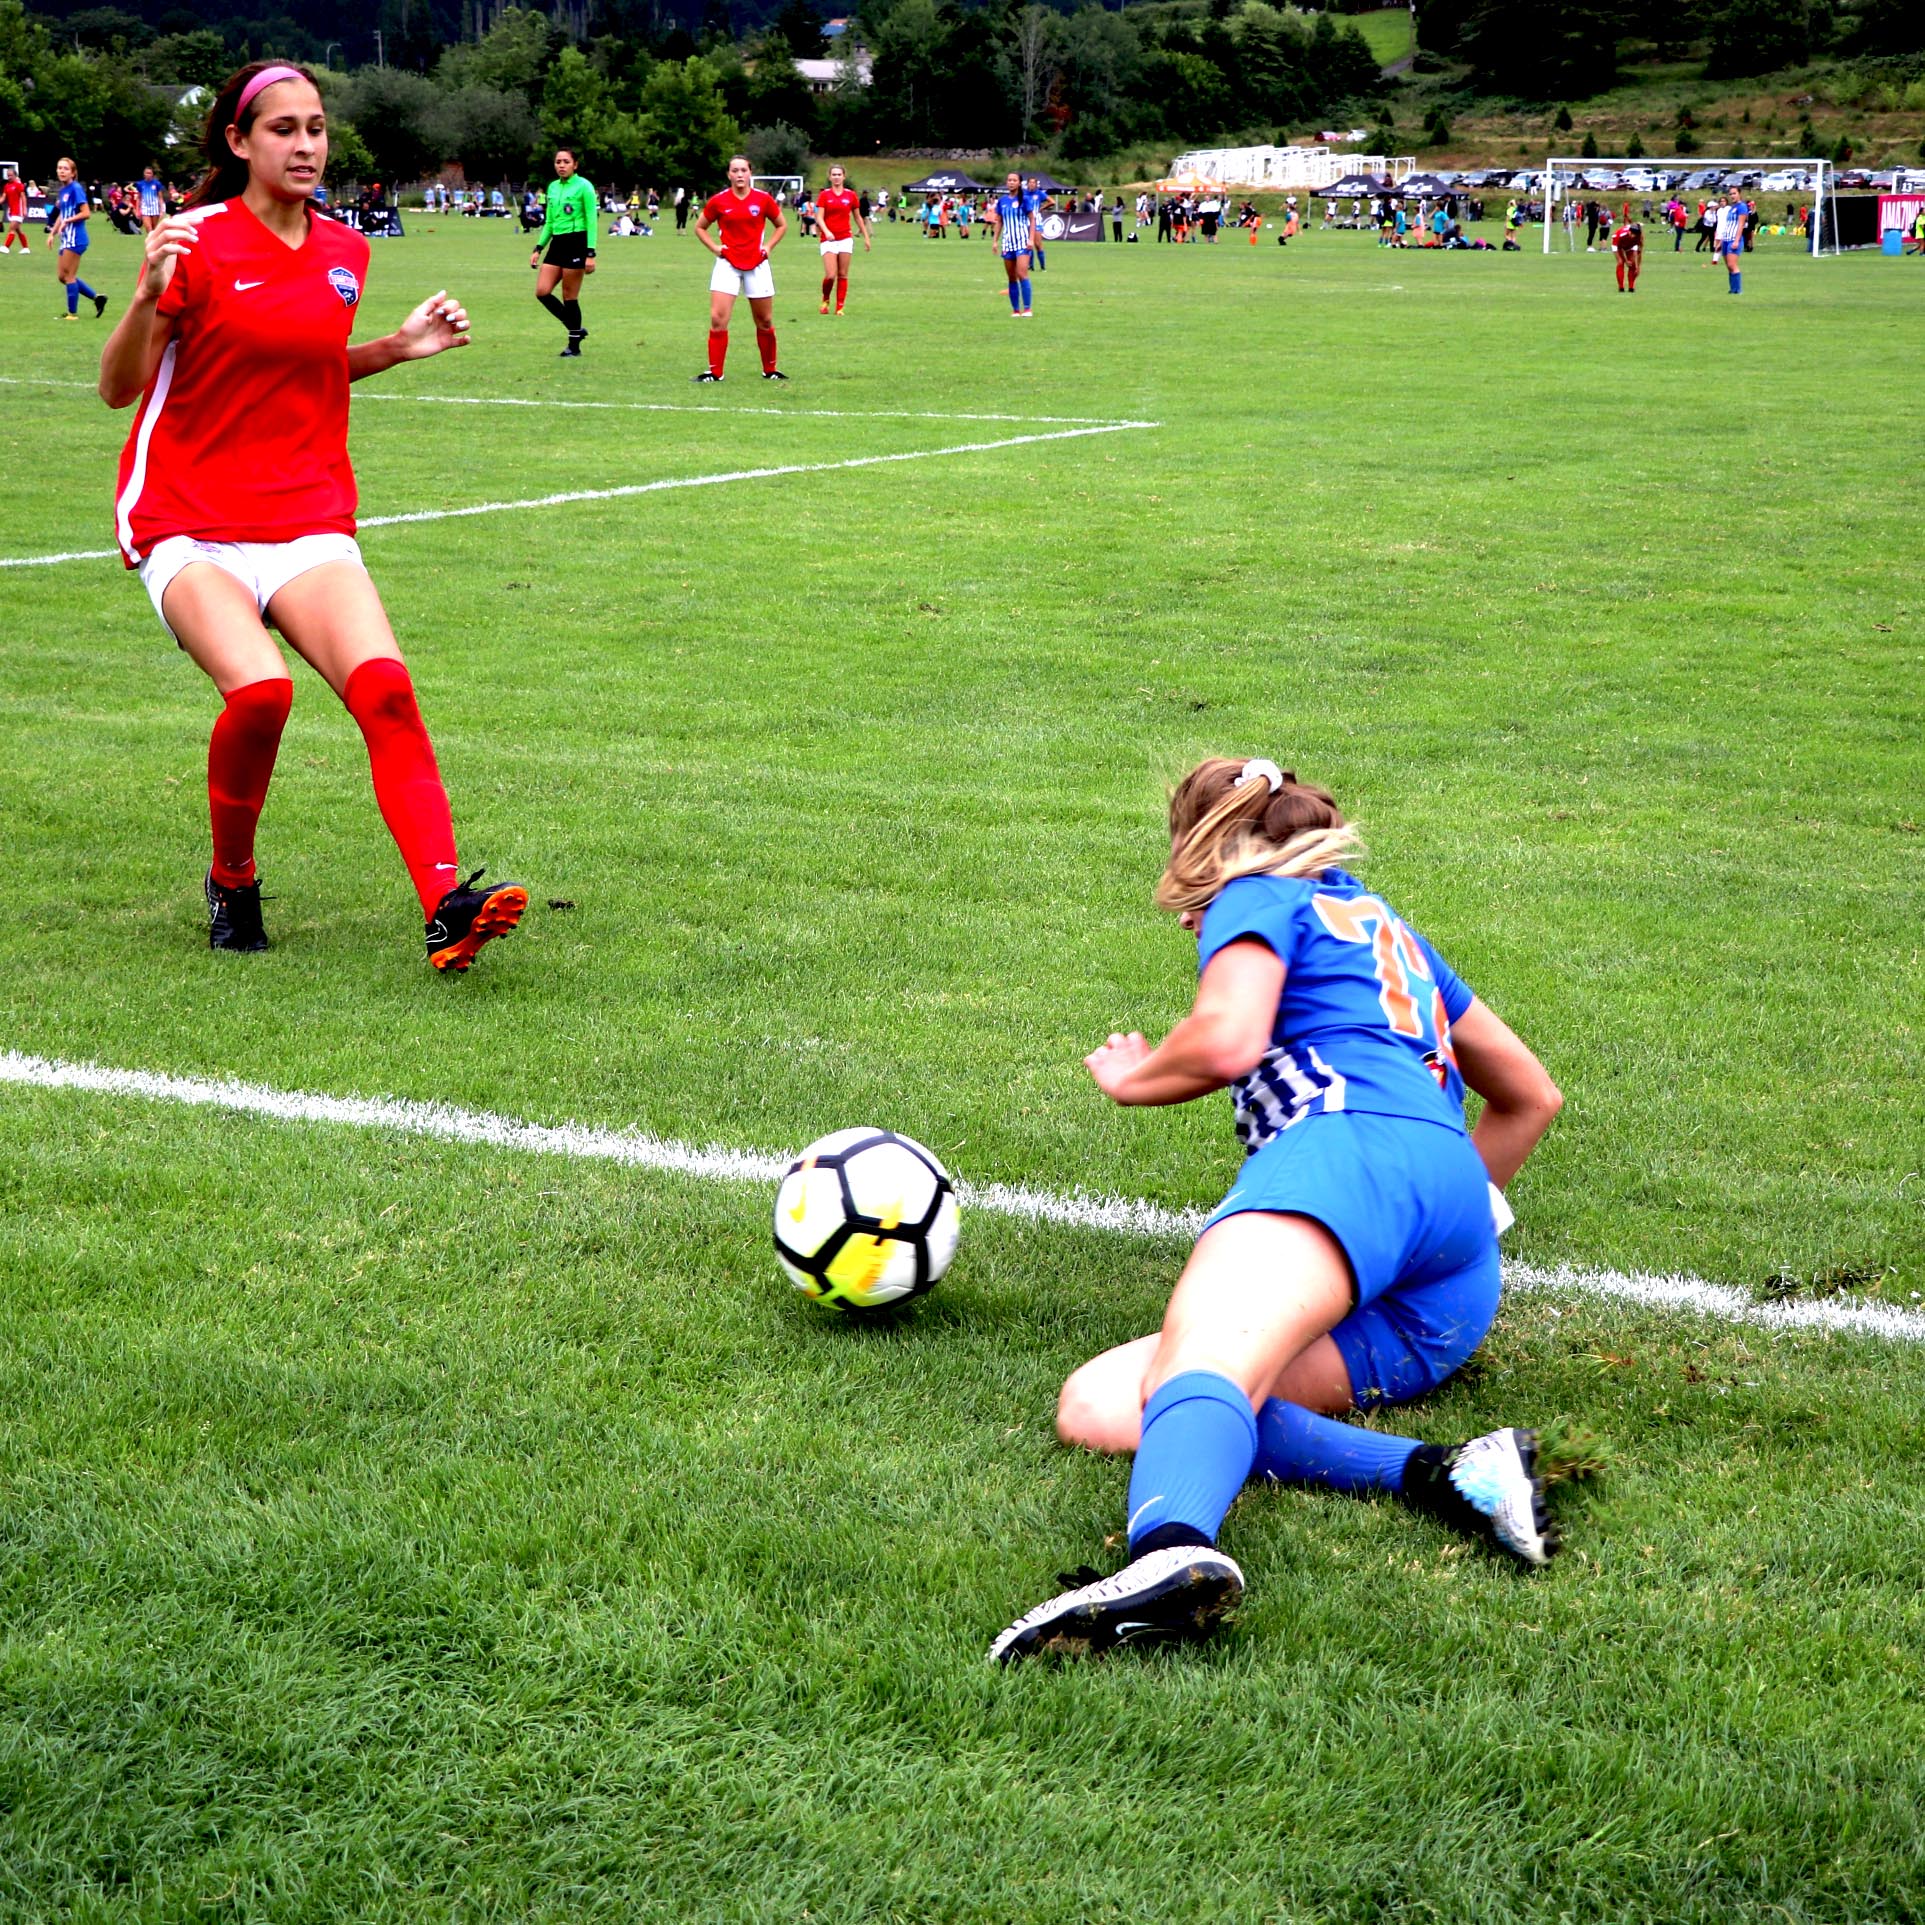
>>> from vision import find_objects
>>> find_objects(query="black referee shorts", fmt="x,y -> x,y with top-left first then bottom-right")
542,232 -> 589,271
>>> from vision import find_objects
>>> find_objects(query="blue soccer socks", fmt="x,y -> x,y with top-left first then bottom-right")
1729,269 -> 1741,293
1126,1370 -> 1257,1555
1007,279 -> 1021,313
1252,1397 -> 1420,1494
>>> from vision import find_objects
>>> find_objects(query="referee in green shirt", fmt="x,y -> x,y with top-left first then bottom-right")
529,146 -> 598,357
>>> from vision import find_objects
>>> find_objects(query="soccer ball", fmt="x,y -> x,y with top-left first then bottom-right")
773,1127 -> 959,1310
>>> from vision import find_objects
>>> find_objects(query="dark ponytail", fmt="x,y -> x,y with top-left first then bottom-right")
185,61 -> 323,210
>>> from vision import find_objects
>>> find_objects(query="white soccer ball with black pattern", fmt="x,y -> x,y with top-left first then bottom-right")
773,1127 -> 959,1310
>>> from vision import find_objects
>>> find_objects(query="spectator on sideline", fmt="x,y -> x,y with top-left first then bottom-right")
674,185 -> 688,230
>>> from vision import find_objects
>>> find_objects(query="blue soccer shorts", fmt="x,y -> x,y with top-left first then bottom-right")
1205,1110 -> 1502,1411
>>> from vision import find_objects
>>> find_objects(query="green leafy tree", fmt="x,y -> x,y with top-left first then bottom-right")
144,28 -> 227,89
1460,0 -> 1616,100
1304,11 -> 1381,105
742,43 -> 818,138
1625,129 -> 1645,156
1230,4 -> 1310,128
27,50 -> 172,174
325,115 -> 375,186
1580,128 -> 1597,155
433,85 -> 540,182
439,5 -> 555,95
1553,103 -> 1572,130
742,117 -> 808,177
637,57 -> 741,193
1706,0 -> 1811,76
342,65 -> 441,183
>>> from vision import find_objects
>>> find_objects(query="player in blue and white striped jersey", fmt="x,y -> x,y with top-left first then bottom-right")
988,757 -> 1566,1664
991,171 -> 1036,317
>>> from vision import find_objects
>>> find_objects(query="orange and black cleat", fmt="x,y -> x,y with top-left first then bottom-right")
426,868 -> 528,973
206,869 -> 269,952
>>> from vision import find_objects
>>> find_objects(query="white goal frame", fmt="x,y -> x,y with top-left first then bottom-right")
1540,156 -> 1837,256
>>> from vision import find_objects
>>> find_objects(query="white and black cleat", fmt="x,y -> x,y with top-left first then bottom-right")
1406,1427 -> 1559,1567
987,1544 -> 1244,1665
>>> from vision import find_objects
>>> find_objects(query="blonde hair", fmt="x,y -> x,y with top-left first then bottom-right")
1154,758 -> 1361,916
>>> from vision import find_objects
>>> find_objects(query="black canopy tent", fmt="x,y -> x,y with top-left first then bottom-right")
1326,173 -> 1389,194
900,171 -> 984,194
1023,172 -> 1072,192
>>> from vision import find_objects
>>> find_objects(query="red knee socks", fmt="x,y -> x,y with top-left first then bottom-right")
708,329 -> 728,378
207,677 -> 293,887
756,324 -> 778,373
834,279 -> 847,312
821,273 -> 834,303
341,658 -> 458,917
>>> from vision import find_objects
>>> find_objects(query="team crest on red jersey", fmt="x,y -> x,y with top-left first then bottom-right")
327,265 -> 360,307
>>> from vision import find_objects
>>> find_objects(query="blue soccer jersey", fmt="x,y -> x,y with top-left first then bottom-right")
55,179 -> 89,245
993,193 -> 1033,252
137,178 -> 164,216
1196,868 -> 1473,1152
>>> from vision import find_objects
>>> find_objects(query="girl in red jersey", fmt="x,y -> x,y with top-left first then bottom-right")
693,154 -> 788,383
97,62 -> 527,971
814,164 -> 870,315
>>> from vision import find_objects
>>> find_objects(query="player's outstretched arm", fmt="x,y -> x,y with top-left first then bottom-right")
1085,940 -> 1283,1107
99,214 -> 196,406
1450,998 -> 1562,1188
346,290 -> 470,383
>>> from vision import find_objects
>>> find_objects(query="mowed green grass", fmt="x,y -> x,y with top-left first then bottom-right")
1,220 -> 1922,1920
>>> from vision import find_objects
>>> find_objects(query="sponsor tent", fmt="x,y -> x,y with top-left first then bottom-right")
900,172 -> 984,194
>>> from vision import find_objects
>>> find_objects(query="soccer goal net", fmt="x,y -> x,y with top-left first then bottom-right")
1540,157 -> 1838,255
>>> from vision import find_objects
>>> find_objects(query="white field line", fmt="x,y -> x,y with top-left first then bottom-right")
0,374 -> 1137,427
3,1048 -> 1919,1347
0,420 -> 1155,569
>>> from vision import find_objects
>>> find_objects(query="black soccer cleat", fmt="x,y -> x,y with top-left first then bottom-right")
1402,1427 -> 1560,1567
425,868 -> 528,974
205,869 -> 268,953
761,368 -> 788,381
693,370 -> 723,383
988,1544 -> 1244,1665
93,292 -> 108,318
559,332 -> 583,357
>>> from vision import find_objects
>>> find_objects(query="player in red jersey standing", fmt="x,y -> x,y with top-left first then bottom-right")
693,154 -> 788,383
1611,215 -> 1643,293
1,166 -> 30,255
97,61 -> 527,972
814,164 -> 870,316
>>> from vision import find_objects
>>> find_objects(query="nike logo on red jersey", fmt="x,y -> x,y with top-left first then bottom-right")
234,279 -> 265,291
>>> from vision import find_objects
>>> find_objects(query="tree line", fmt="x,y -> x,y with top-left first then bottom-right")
1415,0 -> 1925,104
0,0 -> 1385,188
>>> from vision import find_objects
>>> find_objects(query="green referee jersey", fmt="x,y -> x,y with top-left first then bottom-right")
539,174 -> 598,250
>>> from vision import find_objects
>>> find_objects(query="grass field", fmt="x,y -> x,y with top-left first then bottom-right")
2,219 -> 1922,1921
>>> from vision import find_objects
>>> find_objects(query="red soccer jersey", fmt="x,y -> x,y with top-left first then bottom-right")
703,188 -> 781,270
816,186 -> 858,242
2,176 -> 25,218
114,199 -> 369,565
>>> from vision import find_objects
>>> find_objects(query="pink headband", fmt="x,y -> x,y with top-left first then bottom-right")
234,65 -> 305,120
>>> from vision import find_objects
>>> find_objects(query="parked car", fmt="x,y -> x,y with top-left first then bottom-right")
1758,170 -> 1802,192
1836,169 -> 1872,189
1623,168 -> 1661,192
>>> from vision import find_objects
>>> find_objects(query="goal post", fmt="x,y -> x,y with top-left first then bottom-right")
1540,157 -> 1836,256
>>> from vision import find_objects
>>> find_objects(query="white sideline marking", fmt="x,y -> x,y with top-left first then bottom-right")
0,420 -> 1155,569
3,1048 -> 1918,1347
0,374 -> 1137,427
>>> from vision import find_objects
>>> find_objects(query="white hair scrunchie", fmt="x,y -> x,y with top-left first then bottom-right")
1233,758 -> 1285,794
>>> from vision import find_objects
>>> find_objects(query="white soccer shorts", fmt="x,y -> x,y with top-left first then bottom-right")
710,256 -> 775,298
818,236 -> 853,257
139,532 -> 365,642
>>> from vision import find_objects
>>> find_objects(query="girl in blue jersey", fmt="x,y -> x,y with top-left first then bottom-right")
48,157 -> 107,320
992,171 -> 1035,316
990,758 -> 1565,1664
